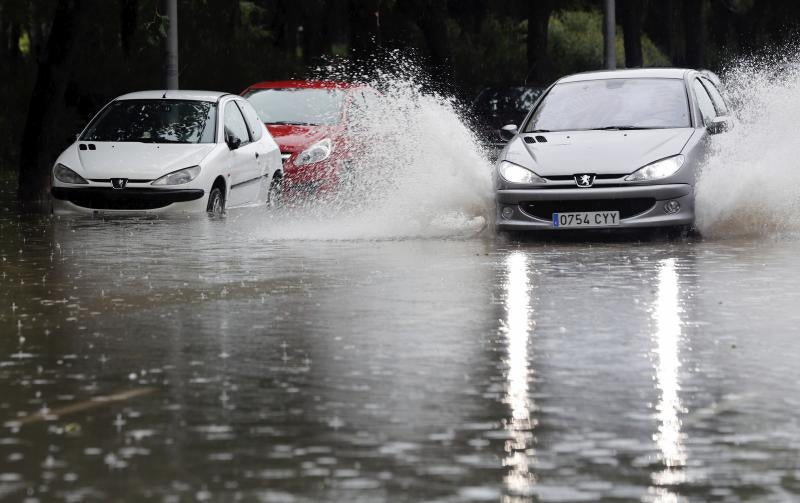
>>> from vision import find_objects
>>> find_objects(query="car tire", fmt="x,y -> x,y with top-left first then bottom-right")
267,174 -> 283,209
207,186 -> 225,215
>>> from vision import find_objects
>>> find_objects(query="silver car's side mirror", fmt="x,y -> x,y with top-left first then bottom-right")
707,116 -> 733,135
499,124 -> 518,142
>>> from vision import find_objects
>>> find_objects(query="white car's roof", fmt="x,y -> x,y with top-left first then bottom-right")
115,90 -> 231,102
558,68 -> 693,83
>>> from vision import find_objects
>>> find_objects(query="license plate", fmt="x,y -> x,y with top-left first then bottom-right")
552,211 -> 620,228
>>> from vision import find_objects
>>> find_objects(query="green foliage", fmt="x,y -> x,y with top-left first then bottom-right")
548,9 -> 669,78
448,14 -> 528,90
144,11 -> 169,46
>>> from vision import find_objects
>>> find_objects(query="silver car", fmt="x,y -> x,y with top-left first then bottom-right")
494,68 -> 732,232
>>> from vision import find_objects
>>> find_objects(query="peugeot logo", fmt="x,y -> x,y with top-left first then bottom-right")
575,174 -> 596,188
111,178 -> 128,189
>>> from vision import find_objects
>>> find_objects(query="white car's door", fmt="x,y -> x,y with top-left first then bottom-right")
238,99 -> 280,204
222,100 -> 261,207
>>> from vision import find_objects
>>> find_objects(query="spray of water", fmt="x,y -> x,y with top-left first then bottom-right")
696,51 -> 800,237
258,54 -> 494,241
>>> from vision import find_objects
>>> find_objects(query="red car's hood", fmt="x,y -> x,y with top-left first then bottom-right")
266,124 -> 342,153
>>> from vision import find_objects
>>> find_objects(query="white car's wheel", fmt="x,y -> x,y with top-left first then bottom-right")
267,174 -> 283,210
207,186 -> 225,215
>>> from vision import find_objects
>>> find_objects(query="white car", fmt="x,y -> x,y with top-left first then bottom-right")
51,90 -> 283,215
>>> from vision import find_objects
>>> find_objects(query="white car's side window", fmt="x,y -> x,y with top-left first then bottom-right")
236,100 -> 264,142
224,101 -> 252,146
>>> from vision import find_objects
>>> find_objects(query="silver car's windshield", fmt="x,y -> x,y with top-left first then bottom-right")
81,99 -> 217,143
244,88 -> 345,126
525,78 -> 691,132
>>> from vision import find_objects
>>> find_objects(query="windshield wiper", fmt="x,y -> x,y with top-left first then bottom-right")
528,129 -> 552,133
269,121 -> 319,126
588,125 -> 657,131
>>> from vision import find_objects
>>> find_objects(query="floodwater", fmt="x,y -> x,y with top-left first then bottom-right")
2,192 -> 800,502
4,53 -> 800,503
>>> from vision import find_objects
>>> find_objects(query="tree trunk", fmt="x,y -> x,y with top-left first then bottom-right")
18,0 -> 89,205
301,0 -> 330,64
621,0 -> 643,67
683,0 -> 704,68
527,0 -> 554,85
407,0 -> 452,84
120,0 -> 138,57
348,0 -> 380,59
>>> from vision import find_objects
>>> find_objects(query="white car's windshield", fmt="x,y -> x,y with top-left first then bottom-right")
244,88 -> 344,126
81,99 -> 217,143
525,78 -> 691,132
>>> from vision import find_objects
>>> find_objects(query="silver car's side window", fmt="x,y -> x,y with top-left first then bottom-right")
692,79 -> 717,126
699,77 -> 729,116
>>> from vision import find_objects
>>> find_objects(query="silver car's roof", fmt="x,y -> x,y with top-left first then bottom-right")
558,68 -> 693,83
115,90 -> 230,101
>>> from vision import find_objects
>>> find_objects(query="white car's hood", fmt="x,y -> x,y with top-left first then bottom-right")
77,142 -> 215,180
504,128 -> 694,176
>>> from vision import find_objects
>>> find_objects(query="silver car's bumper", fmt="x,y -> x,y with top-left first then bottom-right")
495,184 -> 694,231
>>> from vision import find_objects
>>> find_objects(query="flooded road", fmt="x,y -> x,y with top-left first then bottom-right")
2,195 -> 800,502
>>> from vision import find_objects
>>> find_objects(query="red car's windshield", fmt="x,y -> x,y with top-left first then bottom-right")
244,88 -> 345,126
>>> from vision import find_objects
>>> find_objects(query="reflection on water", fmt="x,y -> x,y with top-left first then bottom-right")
500,252 -> 535,498
651,258 -> 687,499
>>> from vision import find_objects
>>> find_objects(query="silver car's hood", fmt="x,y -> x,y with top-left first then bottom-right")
503,129 -> 694,176
76,143 -> 216,180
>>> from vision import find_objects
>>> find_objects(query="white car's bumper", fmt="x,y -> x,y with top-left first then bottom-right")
51,186 -> 207,215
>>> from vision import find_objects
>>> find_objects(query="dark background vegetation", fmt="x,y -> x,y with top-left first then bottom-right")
2,0 -> 800,199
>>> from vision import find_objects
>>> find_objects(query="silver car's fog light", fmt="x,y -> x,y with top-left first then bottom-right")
501,206 -> 515,219
664,200 -> 681,214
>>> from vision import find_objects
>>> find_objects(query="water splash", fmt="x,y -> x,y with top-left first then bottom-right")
257,54 -> 494,240
696,51 -> 800,237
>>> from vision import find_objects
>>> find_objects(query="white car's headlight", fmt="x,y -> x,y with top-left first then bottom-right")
625,155 -> 685,182
151,166 -> 201,186
295,139 -> 332,166
498,161 -> 546,184
53,163 -> 88,184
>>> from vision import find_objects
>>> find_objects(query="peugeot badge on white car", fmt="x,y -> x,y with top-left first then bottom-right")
51,90 -> 283,215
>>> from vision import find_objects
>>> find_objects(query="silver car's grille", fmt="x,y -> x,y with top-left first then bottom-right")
520,198 -> 656,220
543,174 -> 626,182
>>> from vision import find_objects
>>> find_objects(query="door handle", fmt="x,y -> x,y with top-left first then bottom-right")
255,152 -> 259,158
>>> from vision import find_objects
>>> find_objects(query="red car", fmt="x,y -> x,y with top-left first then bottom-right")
241,80 -> 376,200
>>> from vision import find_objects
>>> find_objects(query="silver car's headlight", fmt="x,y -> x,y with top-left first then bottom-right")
53,163 -> 88,184
151,166 -> 201,186
295,139 -> 332,166
625,155 -> 685,182
498,161 -> 546,184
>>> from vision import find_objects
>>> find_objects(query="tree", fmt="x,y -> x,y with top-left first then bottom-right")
620,0 -> 643,67
18,0 -> 91,204
527,0 -> 554,85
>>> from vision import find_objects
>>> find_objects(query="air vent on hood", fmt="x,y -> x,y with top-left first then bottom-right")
524,136 -> 536,144
535,135 -> 548,143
